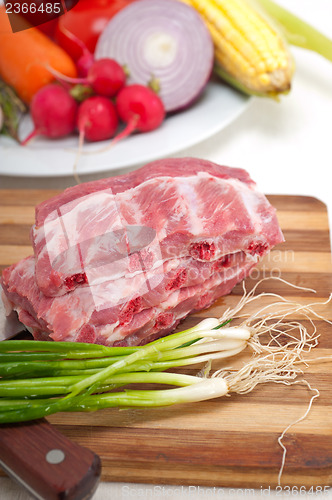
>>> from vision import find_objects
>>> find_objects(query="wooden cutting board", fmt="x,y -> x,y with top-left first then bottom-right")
1,191 -> 332,489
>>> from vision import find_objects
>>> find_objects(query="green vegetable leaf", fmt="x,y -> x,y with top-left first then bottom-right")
0,80 -> 27,142
256,0 -> 332,62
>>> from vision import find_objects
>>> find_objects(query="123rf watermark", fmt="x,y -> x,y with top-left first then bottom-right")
121,485 -> 331,498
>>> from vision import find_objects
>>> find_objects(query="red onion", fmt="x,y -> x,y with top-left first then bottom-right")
95,0 -> 214,113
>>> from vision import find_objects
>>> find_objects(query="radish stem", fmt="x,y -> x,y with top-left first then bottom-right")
58,24 -> 91,56
110,115 -> 139,146
46,64 -> 87,85
20,128 -> 39,146
85,115 -> 140,155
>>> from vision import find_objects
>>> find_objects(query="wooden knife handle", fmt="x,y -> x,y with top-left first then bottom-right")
0,418 -> 101,500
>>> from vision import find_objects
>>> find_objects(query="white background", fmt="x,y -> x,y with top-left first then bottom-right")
1,0 -> 332,498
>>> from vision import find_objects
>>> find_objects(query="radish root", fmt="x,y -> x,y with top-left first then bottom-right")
72,128 -> 84,184
77,114 -> 140,156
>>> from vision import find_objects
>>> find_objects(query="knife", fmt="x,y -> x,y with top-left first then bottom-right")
0,307 -> 25,341
0,300 -> 102,500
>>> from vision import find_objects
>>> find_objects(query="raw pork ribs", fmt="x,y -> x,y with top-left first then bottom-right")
1,158 -> 284,346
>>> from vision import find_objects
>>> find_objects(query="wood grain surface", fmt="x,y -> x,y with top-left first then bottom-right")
0,191 -> 332,489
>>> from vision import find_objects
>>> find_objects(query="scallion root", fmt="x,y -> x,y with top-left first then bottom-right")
205,277 -> 331,485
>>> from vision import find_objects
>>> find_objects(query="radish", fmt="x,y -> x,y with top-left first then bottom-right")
86,84 -> 165,155
21,84 -> 78,146
76,84 -> 165,157
48,58 -> 126,98
73,96 -> 119,181
88,59 -> 126,97
77,96 -> 119,142
114,84 -> 165,144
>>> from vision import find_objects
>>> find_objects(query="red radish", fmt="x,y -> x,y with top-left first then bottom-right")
79,84 -> 165,155
73,96 -> 119,181
77,96 -> 119,142
21,84 -> 78,146
114,84 -> 165,143
74,85 -> 163,177
88,59 -> 126,97
48,58 -> 126,98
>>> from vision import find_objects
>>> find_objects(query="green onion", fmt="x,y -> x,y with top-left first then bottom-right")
0,319 -> 251,423
0,276 -> 324,425
0,372 -> 198,398
65,322 -> 247,398
0,377 -> 229,423
0,339 -> 138,356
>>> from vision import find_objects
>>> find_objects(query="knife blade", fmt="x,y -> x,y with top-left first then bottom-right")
0,299 -> 25,340
0,298 -> 102,499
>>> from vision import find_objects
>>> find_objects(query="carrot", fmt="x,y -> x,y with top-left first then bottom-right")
0,7 -> 77,104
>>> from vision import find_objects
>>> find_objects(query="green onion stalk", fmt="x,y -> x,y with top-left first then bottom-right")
0,319 -> 252,423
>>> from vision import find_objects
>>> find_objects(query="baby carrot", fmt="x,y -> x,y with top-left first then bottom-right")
0,7 -> 77,104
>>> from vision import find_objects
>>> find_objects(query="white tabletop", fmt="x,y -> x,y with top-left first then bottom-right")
1,0 -> 332,498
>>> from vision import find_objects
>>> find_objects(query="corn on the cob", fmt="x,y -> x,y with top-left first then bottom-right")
185,0 -> 294,97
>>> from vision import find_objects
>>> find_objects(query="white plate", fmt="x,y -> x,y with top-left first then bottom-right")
0,80 -> 250,178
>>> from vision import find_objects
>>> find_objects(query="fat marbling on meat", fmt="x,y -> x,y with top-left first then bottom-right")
1,158 -> 284,346
31,158 -> 283,297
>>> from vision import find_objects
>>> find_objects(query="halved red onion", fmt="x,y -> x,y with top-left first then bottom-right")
95,0 -> 214,113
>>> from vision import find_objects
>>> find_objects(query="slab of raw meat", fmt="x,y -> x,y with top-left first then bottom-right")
35,158 -> 253,226
1,158 -> 284,347
31,158 -> 283,297
1,251 -> 256,346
